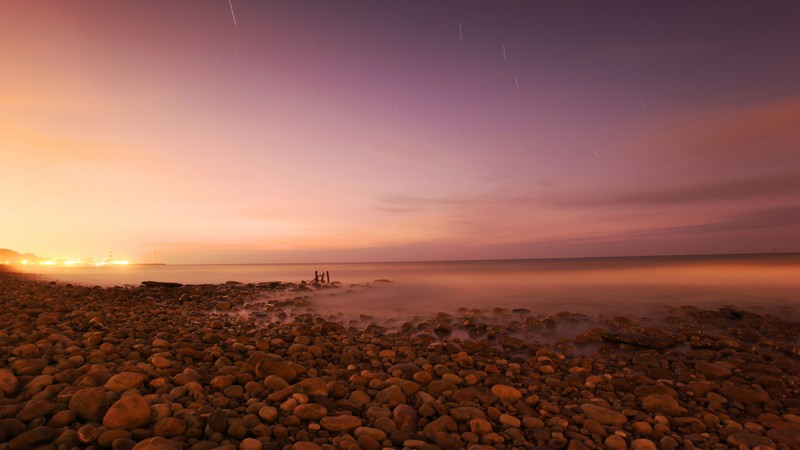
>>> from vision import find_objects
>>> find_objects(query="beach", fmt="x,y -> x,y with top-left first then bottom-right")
1,267 -> 799,450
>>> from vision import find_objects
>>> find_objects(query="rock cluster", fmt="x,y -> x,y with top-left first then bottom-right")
1,269 -> 799,450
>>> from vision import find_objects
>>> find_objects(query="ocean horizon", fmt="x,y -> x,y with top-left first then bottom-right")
15,252 -> 800,323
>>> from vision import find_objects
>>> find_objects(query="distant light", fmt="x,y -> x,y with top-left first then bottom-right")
21,260 -> 29,265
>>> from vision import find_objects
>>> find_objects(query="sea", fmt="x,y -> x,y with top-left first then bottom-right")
14,253 -> 800,323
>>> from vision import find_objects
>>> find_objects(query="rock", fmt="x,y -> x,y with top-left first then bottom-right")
695,361 -> 732,378
491,384 -> 522,402
299,377 -> 328,396
568,440 -> 591,450
357,434 -> 381,450
375,385 -> 405,405
354,427 -> 388,442
69,387 -> 109,421
450,406 -> 488,422
603,332 -> 676,349
630,439 -> 657,450
580,403 -> 628,426
98,429 -> 132,447
48,409 -> 77,428
320,415 -> 362,432
16,399 -> 55,422
422,415 -> 457,437
153,417 -> 186,437
767,429 -> 800,445
727,431 -> 776,448
292,443 -> 323,450
150,356 -> 172,369
105,372 -> 147,393
642,394 -> 685,415
293,403 -> 328,420
393,404 -> 418,432
77,423 -> 103,444
0,369 -> 19,396
141,281 -> 183,288
131,437 -> 182,450
499,413 -> 521,428
469,418 -> 493,434
103,395 -> 151,430
12,343 -> 40,359
208,409 -> 229,432
258,406 -> 278,423
240,437 -> 263,450
9,426 -> 57,450
255,357 -> 298,382
720,385 -> 770,404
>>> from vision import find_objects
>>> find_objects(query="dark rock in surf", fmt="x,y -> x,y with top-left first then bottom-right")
603,332 -> 676,349
141,281 -> 183,288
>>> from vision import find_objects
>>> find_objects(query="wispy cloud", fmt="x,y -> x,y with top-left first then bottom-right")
550,171 -> 800,207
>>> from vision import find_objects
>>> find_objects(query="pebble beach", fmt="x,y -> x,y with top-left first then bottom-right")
1,268 -> 799,450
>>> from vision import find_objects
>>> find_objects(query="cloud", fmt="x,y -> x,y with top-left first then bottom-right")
676,95 -> 800,152
642,95 -> 800,177
615,204 -> 800,239
550,171 -> 800,207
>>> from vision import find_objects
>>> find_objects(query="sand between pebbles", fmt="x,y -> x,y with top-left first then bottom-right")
1,270 -> 800,450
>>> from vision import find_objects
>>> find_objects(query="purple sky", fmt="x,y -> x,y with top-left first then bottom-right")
1,1 -> 799,263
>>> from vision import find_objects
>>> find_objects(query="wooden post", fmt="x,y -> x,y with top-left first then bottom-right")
326,271 -> 330,283
314,271 -> 319,284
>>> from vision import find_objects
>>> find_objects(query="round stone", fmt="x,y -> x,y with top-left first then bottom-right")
69,387 -> 109,421
321,415 -> 362,432
294,403 -> 328,420
103,395 -> 151,430
105,372 -> 147,393
580,403 -> 627,426
491,384 -> 522,402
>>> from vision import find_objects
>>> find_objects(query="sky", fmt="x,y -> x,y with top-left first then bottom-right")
1,1 -> 799,264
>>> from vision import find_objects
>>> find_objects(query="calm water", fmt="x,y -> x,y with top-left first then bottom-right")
15,253 -> 800,320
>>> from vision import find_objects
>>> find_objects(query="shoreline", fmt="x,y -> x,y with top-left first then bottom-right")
1,270 -> 799,449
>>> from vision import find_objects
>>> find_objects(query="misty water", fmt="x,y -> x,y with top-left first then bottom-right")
16,253 -> 800,324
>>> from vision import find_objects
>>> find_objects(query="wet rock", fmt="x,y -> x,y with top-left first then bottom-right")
141,281 -> 183,288
603,332 -> 676,349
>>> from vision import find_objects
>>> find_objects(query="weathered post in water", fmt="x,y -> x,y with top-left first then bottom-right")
326,271 -> 330,283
